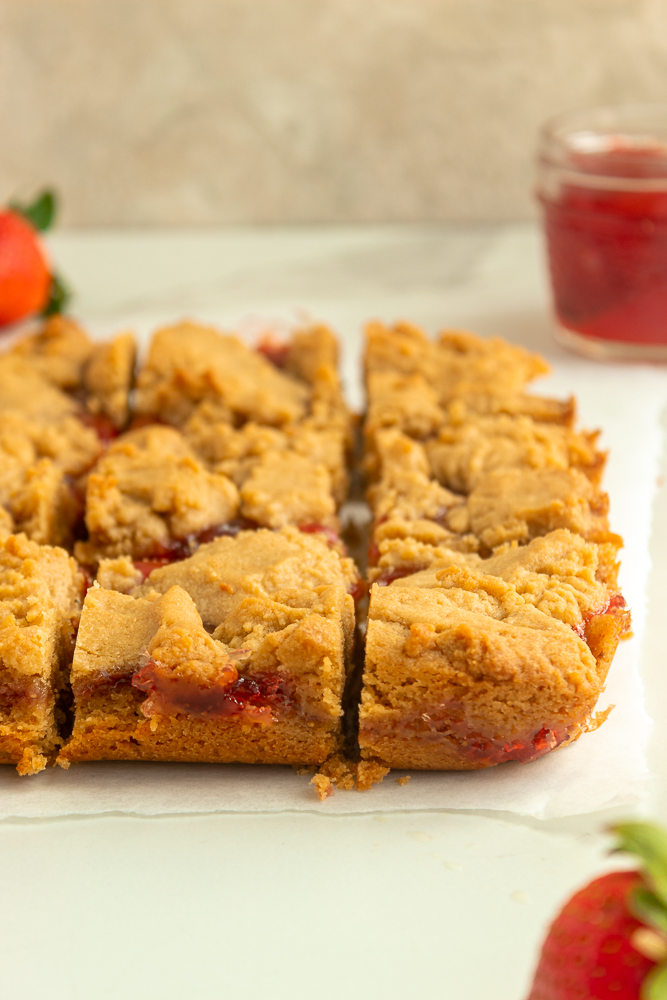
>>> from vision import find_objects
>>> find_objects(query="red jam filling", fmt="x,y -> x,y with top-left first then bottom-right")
422,707 -> 576,765
79,411 -> 119,446
133,560 -> 174,583
572,593 -> 629,640
298,523 -> 341,548
79,566 -> 94,595
541,145 -> 667,346
450,724 -> 572,766
0,675 -> 49,711
131,519 -> 260,578
363,703 -> 578,766
72,671 -> 133,701
131,659 -> 295,724
375,565 -> 425,586
257,337 -> 289,369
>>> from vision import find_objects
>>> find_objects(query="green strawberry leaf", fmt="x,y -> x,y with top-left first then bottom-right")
643,958 -> 667,999
9,189 -> 57,232
634,887 -> 667,936
612,823 -> 667,908
41,272 -> 71,317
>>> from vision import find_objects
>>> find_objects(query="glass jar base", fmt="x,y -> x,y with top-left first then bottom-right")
555,324 -> 667,362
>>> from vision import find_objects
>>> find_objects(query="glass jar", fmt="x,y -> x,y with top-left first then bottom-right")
537,104 -> 667,361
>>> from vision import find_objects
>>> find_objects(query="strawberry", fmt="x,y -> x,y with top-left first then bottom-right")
0,189 -> 69,328
527,823 -> 667,999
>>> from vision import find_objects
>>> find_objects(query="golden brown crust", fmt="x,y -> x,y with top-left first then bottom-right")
10,316 -> 94,391
134,321 -> 310,426
84,331 -> 137,429
425,414 -> 605,493
364,321 -> 565,418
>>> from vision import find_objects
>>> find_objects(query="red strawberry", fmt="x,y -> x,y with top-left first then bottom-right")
527,823 -> 667,999
0,209 -> 51,326
0,189 -> 69,328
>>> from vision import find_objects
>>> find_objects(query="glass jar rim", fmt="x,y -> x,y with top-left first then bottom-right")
539,102 -> 667,188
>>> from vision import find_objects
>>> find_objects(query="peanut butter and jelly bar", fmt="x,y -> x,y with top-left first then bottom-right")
360,321 -> 626,772
59,528 -> 358,766
359,565 -> 626,770
0,318 -> 137,547
74,425 -> 241,565
0,533 -> 84,775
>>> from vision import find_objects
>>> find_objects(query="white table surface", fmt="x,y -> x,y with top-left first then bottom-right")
2,223 -> 667,1000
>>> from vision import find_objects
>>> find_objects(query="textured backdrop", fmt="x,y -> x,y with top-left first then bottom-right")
2,0 -> 667,224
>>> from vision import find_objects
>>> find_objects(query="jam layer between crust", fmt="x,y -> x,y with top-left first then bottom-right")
132,661 -> 295,725
73,666 -> 299,726
0,674 -> 50,714
359,705 -> 584,768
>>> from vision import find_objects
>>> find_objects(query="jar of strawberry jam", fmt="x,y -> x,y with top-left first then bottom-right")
537,104 -> 667,360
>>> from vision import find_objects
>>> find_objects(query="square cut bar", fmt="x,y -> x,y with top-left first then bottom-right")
0,318 -> 138,546
424,412 -> 605,493
359,564 -> 628,771
59,528 -> 359,765
134,320 -> 345,429
364,322 -> 575,427
9,316 -> 136,432
370,529 -> 624,633
74,425 -> 241,566
0,534 -> 84,774
367,428 -> 610,561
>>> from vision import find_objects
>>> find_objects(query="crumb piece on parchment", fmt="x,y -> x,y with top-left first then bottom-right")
307,753 -> 392,799
355,760 -> 390,791
310,774 -> 334,801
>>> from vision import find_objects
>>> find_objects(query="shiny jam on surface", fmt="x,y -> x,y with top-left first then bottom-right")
542,144 -> 667,345
131,660 -> 294,724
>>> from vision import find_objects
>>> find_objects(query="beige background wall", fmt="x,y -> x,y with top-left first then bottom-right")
2,0 -> 667,225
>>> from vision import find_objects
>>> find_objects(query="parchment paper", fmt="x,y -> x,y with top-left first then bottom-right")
0,316 -> 664,820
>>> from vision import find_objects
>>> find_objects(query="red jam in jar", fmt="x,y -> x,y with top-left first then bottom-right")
537,104 -> 667,360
